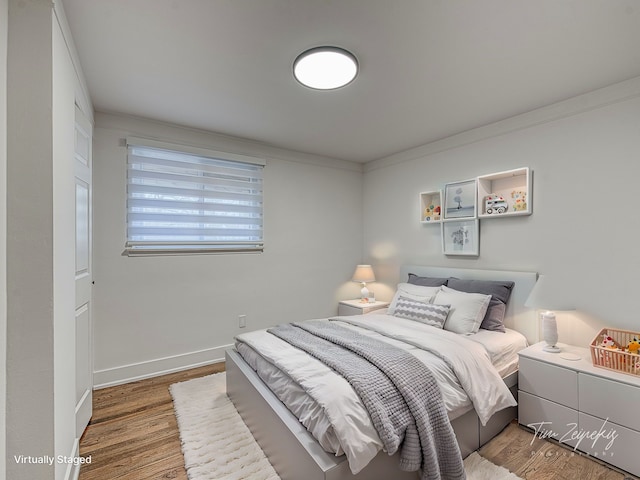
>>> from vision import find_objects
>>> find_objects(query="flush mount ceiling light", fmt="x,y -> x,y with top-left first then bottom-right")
293,46 -> 359,90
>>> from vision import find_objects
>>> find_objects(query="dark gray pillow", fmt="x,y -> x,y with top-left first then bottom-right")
446,278 -> 515,332
407,273 -> 449,287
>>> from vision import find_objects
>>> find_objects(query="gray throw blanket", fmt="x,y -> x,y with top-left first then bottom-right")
268,320 -> 466,480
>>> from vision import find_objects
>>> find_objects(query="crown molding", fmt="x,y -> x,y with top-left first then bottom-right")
365,76 -> 640,173
95,111 -> 363,173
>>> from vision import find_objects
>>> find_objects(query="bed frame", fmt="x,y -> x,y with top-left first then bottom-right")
226,266 -> 537,480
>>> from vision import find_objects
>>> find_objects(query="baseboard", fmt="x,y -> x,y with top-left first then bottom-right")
93,344 -> 231,388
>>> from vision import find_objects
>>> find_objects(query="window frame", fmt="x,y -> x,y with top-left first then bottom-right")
124,137 -> 265,257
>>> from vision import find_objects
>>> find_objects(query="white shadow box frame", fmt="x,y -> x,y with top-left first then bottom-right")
442,219 -> 479,256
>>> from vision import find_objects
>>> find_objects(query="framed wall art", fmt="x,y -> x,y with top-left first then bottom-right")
443,179 -> 477,220
442,219 -> 479,256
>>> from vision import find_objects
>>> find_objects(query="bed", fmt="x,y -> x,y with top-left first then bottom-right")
226,266 -> 537,480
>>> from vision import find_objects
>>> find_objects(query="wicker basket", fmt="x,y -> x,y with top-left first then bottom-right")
590,328 -> 640,377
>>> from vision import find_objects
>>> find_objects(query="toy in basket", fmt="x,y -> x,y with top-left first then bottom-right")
590,328 -> 640,377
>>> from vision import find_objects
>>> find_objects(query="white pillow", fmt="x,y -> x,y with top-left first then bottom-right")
387,283 -> 440,315
393,296 -> 450,328
434,285 -> 491,335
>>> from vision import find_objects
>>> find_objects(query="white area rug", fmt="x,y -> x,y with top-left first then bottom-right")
170,372 -> 521,480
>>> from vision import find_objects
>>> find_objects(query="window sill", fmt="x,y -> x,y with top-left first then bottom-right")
123,243 -> 264,257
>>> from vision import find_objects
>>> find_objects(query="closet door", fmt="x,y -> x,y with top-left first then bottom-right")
75,104 -> 93,438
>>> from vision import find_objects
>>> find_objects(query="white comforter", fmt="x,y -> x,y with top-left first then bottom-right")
235,314 -> 518,474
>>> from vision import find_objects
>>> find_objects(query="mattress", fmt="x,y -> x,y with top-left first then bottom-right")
235,314 -> 527,474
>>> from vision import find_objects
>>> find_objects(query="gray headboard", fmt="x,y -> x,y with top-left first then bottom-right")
399,265 -> 538,344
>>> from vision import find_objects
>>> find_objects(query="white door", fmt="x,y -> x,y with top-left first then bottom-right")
75,104 -> 92,438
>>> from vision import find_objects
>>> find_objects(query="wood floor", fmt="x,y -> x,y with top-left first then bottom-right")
79,363 -> 636,480
78,363 -> 224,480
480,423 -> 636,480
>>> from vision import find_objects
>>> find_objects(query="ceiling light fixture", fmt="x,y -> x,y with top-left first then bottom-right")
293,46 -> 358,90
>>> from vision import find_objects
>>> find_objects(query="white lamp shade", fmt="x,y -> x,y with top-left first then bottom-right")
524,275 -> 574,311
351,265 -> 375,283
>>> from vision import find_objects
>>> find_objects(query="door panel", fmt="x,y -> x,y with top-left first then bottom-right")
75,181 -> 90,304
75,104 -> 92,437
75,304 -> 91,437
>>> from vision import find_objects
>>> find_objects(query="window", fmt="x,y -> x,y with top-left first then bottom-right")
125,137 -> 264,256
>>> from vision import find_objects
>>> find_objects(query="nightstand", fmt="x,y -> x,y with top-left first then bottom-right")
518,341 -> 640,476
337,299 -> 389,316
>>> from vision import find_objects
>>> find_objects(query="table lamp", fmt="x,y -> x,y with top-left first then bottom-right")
524,274 -> 577,359
352,265 -> 375,303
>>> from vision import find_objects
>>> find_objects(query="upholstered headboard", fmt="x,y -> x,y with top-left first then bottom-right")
399,265 -> 538,344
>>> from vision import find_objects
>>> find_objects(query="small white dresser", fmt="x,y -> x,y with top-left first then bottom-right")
337,299 -> 389,316
518,341 -> 640,476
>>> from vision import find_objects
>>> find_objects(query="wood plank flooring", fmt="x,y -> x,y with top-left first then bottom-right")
480,422 -> 636,480
78,363 -> 224,480
79,363 -> 636,480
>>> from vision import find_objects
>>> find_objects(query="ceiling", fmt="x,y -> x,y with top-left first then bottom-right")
61,0 -> 640,163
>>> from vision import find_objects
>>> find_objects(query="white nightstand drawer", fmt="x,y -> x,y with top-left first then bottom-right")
579,373 -> 640,432
338,300 -> 388,316
519,356 -> 578,409
518,391 -> 579,448
338,304 -> 363,316
579,412 -> 640,476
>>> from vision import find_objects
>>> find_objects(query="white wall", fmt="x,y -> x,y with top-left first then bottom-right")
92,113 -> 364,386
363,77 -> 640,348
7,0 -> 56,477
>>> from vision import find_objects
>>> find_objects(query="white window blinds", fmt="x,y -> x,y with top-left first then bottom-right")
125,138 -> 264,256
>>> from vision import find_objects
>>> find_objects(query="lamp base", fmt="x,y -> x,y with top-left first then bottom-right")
541,312 -> 560,354
360,284 -> 369,303
559,352 -> 581,361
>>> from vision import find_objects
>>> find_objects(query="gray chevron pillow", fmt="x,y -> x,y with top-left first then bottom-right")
393,295 -> 450,328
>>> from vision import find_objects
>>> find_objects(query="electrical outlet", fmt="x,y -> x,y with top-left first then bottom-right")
238,315 -> 247,328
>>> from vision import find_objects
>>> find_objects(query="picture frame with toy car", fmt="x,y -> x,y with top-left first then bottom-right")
477,167 -> 531,218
